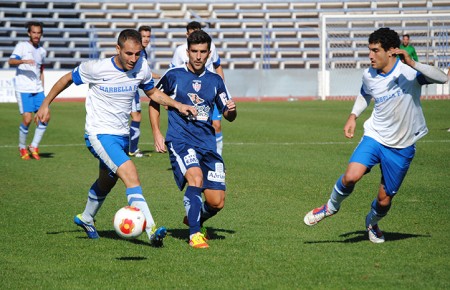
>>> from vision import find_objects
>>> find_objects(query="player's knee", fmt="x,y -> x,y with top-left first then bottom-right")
186,168 -> 204,187
377,195 -> 392,208
207,199 -> 225,210
22,116 -> 32,126
187,176 -> 203,188
342,172 -> 362,186
205,191 -> 226,209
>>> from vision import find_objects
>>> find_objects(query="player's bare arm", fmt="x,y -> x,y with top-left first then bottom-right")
148,100 -> 167,153
223,100 -> 237,122
35,72 -> 73,124
145,87 -> 197,117
8,58 -> 36,66
344,114 -> 357,139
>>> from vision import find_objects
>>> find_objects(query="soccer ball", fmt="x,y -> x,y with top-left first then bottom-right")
113,206 -> 147,239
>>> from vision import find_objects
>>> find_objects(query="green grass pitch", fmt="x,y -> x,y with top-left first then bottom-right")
0,100 -> 449,289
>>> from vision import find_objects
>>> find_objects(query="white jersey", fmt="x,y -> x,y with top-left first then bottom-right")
72,56 -> 154,136
359,59 -> 429,148
10,41 -> 46,93
170,42 -> 220,72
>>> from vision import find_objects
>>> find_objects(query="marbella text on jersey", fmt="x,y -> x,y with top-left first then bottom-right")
99,85 -> 138,93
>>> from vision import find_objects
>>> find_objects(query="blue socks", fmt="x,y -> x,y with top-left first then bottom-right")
366,198 -> 391,226
184,186 -> 203,235
327,175 -> 354,213
201,202 -> 220,225
126,186 -> 155,229
82,181 -> 110,223
129,120 -> 141,153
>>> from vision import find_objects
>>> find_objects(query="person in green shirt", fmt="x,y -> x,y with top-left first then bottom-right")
400,34 -> 418,61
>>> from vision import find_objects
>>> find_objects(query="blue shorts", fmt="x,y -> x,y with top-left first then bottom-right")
167,141 -> 226,191
85,134 -> 130,176
16,91 -> 45,114
131,91 -> 141,113
212,106 -> 222,121
350,136 -> 416,196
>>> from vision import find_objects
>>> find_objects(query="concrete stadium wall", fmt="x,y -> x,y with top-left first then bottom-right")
0,68 -> 447,102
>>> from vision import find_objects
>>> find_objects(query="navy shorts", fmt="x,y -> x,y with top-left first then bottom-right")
167,141 -> 226,191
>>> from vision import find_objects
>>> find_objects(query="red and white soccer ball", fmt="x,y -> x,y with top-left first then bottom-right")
113,206 -> 147,239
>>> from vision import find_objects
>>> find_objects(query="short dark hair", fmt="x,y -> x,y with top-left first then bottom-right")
186,21 -> 202,31
117,29 -> 142,48
368,27 -> 400,51
187,30 -> 211,50
26,21 -> 43,33
138,25 -> 151,33
403,34 -> 410,38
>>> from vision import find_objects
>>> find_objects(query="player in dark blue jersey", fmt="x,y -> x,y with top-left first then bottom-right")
149,30 -> 237,248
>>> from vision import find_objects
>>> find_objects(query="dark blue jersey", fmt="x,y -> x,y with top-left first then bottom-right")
156,65 -> 232,151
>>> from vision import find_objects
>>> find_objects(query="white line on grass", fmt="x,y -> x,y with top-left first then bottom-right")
1,139 -> 449,149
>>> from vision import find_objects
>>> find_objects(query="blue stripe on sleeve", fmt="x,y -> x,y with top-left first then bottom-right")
71,66 -> 83,85
140,79 -> 155,91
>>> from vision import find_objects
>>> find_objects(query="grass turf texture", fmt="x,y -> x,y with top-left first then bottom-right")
0,100 -> 449,289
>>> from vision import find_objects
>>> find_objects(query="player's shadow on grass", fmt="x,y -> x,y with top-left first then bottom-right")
304,230 -> 431,244
37,152 -> 54,159
97,230 -> 150,245
47,229 -> 150,246
168,227 -> 236,242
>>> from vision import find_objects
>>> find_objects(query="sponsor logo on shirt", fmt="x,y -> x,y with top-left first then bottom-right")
374,88 -> 403,105
188,93 -> 204,105
207,163 -> 225,183
99,85 -> 138,93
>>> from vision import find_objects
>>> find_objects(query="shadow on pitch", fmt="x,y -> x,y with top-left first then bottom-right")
168,227 -> 236,242
35,152 -> 54,159
304,230 -> 431,244
47,229 -> 149,245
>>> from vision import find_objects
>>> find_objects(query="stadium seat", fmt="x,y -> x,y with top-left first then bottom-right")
1,0 -> 449,69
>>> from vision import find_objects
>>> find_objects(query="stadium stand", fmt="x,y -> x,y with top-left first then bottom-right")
1,0 -> 449,70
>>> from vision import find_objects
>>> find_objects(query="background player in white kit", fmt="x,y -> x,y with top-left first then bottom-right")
303,27 -> 448,243
129,25 -> 161,158
9,21 -> 47,160
35,29 -> 196,247
166,21 -> 226,156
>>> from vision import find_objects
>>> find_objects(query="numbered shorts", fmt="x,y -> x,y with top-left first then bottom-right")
349,135 -> 416,196
131,91 -> 141,113
16,91 -> 45,114
85,134 -> 130,177
167,141 -> 226,191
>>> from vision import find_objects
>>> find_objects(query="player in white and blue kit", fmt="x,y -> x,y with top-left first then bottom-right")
35,29 -> 196,247
9,21 -> 47,160
129,25 -> 161,158
150,30 -> 237,248
303,27 -> 448,243
169,21 -> 226,156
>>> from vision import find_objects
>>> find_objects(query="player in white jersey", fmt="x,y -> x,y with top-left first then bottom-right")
35,29 -> 197,247
9,21 -> 47,160
150,30 -> 237,248
167,21 -> 226,156
128,25 -> 161,158
303,27 -> 447,243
